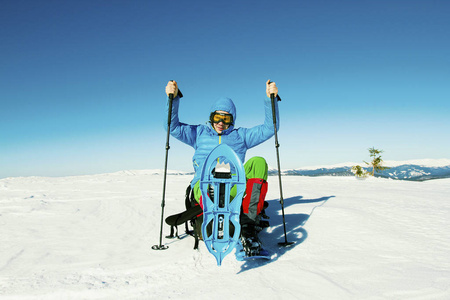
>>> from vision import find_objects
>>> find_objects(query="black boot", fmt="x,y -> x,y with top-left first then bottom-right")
240,224 -> 261,256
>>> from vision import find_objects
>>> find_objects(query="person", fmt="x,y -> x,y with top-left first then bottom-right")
164,80 -> 280,255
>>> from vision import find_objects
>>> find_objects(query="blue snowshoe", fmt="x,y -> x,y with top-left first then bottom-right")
200,144 -> 246,266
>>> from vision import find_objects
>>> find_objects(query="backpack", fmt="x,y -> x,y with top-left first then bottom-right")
165,184 -> 203,249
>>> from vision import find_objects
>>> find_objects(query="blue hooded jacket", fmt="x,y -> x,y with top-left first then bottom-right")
164,96 -> 279,187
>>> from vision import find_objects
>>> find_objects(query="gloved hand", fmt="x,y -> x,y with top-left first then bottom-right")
165,80 -> 178,98
266,79 -> 278,98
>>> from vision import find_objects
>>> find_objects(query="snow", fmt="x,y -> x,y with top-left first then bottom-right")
1,171 -> 450,299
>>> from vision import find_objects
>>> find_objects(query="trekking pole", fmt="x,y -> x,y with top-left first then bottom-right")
270,90 -> 294,247
152,83 -> 183,250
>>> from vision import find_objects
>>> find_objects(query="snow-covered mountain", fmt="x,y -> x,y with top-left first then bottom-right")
268,158 -> 450,181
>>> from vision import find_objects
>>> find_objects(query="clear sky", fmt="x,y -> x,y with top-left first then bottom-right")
1,0 -> 449,178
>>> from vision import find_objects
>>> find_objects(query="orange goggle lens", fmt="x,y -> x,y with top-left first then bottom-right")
212,113 -> 233,124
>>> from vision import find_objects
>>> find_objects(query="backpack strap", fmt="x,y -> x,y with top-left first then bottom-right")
187,184 -> 201,249
166,225 -> 179,239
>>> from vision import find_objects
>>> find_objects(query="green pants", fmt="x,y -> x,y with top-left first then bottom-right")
193,156 -> 268,202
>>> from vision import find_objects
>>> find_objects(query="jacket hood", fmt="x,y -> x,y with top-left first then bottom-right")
210,97 -> 237,124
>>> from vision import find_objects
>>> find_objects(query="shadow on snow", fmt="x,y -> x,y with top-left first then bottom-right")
237,195 -> 335,274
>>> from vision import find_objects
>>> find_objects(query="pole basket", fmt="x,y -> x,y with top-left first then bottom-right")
152,244 -> 169,250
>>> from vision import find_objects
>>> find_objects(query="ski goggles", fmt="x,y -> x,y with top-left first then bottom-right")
210,112 -> 233,125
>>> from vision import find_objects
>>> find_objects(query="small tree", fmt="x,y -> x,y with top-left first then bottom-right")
364,147 -> 390,176
351,165 -> 369,178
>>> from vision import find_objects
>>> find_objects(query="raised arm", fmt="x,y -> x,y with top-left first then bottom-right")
163,81 -> 197,147
243,80 -> 280,148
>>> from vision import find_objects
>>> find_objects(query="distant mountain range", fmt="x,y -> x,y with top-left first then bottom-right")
268,159 -> 450,181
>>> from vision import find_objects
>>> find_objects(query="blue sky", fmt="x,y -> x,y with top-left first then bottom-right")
1,0 -> 449,178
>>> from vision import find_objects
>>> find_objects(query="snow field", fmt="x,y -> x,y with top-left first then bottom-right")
1,173 -> 449,299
